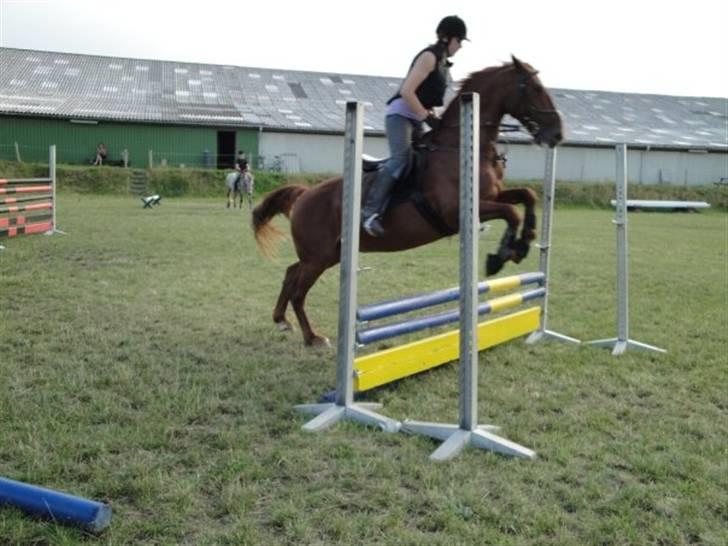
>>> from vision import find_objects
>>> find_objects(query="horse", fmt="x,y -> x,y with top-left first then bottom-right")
226,171 -> 254,209
252,56 -> 563,347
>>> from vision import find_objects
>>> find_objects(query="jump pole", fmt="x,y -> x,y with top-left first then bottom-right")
402,93 -> 535,461
525,147 -> 579,345
294,101 -> 401,433
586,144 -> 666,355
0,145 -> 64,244
0,476 -> 111,532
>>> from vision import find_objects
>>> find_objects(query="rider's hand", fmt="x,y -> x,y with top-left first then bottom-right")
425,113 -> 441,131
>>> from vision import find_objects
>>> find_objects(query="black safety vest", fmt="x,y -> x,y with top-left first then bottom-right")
387,42 -> 451,109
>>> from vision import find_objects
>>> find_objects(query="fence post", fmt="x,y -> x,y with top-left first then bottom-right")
402,93 -> 536,461
526,148 -> 580,345
586,143 -> 666,355
294,101 -> 400,433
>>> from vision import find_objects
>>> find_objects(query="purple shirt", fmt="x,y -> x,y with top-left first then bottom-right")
386,97 -> 421,121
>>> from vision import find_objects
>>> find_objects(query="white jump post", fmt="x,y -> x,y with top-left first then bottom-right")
402,93 -> 535,461
294,101 -> 401,433
526,147 -> 579,345
586,143 -> 666,355
47,145 -> 65,236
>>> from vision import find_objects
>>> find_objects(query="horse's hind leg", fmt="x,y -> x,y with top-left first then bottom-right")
273,263 -> 299,331
290,262 -> 331,347
226,190 -> 232,208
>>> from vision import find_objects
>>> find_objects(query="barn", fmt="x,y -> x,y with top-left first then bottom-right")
1,47 -> 726,185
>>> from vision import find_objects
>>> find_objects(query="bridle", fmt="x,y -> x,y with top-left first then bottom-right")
514,70 -> 560,137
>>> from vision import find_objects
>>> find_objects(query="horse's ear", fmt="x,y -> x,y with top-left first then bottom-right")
511,54 -> 525,71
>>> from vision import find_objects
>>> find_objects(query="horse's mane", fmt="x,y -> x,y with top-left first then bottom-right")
438,62 -> 515,123
458,63 -> 513,95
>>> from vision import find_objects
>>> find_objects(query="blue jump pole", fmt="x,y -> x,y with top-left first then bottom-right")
356,287 -> 546,345
0,477 -> 112,532
357,272 -> 544,322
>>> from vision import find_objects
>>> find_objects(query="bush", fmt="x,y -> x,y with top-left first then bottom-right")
0,159 -> 725,209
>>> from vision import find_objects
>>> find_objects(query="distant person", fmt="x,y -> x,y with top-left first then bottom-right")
94,143 -> 107,166
235,150 -> 254,210
236,150 -> 249,173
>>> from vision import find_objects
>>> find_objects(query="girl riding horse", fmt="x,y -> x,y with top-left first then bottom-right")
253,57 -> 563,346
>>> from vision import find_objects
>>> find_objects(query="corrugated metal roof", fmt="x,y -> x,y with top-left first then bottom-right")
1,47 -> 726,151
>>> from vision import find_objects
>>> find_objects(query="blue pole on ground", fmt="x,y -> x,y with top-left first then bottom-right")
0,477 -> 112,532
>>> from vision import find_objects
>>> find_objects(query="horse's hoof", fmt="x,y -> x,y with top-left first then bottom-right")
310,336 -> 332,349
486,254 -> 504,276
275,320 -> 294,332
512,240 -> 530,263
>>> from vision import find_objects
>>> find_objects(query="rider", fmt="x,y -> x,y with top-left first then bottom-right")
361,15 -> 467,237
236,150 -> 249,175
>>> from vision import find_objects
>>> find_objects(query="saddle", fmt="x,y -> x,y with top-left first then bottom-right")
360,144 -> 509,237
361,147 -> 456,236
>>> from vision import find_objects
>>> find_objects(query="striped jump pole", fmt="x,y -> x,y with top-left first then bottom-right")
357,286 -> 545,345
294,101 -> 401,433
0,145 -> 64,244
346,275 -> 546,394
0,476 -> 111,532
525,147 -> 580,345
402,93 -> 536,461
586,144 -> 666,355
357,271 -> 545,323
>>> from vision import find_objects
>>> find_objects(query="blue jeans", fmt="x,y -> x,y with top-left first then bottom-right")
383,114 -> 422,180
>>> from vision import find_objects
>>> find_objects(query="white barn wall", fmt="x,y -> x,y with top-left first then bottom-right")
260,130 -> 727,185
504,144 -> 726,185
259,131 -> 387,174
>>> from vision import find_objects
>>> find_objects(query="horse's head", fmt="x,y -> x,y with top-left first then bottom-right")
503,56 -> 563,148
455,57 -> 564,148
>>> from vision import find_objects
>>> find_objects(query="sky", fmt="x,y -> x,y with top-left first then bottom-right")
1,0 -> 727,99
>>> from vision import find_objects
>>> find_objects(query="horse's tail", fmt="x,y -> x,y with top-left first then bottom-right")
252,184 -> 308,258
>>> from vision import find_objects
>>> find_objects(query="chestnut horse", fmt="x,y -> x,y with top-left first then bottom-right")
253,56 -> 563,346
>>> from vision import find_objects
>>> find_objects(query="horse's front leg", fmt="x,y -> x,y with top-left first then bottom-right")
479,200 -> 521,276
496,188 -> 538,242
495,188 -> 538,264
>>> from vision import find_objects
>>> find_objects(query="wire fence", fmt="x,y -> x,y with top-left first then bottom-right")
0,143 -> 301,173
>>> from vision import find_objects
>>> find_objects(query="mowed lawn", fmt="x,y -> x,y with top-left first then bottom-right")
0,194 -> 726,546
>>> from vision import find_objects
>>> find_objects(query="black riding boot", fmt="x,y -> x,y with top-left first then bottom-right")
361,168 -> 397,237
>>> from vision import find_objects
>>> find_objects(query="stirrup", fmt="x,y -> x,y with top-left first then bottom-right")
363,214 -> 385,237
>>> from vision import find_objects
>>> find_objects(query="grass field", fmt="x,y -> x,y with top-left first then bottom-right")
1,194 -> 726,546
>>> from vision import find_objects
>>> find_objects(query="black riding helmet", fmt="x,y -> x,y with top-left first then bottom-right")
436,15 -> 468,41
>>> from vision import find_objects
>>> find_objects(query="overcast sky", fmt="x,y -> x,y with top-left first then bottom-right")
1,0 -> 727,98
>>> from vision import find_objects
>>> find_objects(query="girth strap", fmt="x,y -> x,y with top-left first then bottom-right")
408,191 -> 457,237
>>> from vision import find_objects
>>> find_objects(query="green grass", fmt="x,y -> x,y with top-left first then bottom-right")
0,195 -> 726,545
